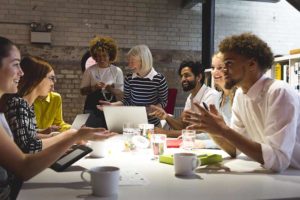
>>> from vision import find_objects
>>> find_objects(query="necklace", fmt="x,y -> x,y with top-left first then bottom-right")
101,89 -> 113,101
95,65 -> 117,102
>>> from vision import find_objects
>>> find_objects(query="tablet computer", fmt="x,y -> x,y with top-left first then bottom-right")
50,145 -> 92,172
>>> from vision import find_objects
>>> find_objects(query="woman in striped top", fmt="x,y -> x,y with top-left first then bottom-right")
98,45 -> 168,126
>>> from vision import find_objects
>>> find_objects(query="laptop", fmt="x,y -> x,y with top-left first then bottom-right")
103,106 -> 148,133
71,113 -> 90,130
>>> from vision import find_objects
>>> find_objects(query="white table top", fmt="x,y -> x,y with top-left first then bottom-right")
19,136 -> 300,200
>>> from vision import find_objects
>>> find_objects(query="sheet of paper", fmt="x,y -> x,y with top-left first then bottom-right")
119,170 -> 149,186
224,159 -> 268,173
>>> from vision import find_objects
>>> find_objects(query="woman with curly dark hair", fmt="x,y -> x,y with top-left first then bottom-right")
80,36 -> 124,127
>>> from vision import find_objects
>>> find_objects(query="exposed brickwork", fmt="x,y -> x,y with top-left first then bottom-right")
1,0 -> 300,122
18,45 -> 195,122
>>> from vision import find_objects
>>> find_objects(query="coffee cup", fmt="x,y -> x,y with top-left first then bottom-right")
174,153 -> 199,176
89,141 -> 107,158
81,166 -> 120,197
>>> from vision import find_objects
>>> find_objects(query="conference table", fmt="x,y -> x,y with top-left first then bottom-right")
19,136 -> 300,200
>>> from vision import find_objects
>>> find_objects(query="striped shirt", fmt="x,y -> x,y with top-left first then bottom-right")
122,69 -> 168,126
5,96 -> 42,153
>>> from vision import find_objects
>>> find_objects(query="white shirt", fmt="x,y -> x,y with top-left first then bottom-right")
183,84 -> 219,149
132,68 -> 158,80
231,75 -> 300,172
0,113 -> 13,138
184,84 -> 219,111
80,64 -> 124,91
216,93 -> 232,125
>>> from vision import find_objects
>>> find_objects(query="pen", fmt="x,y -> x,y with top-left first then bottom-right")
202,102 -> 209,111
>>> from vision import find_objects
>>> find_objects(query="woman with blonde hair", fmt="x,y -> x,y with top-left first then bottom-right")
211,52 -> 236,124
98,44 -> 168,126
0,36 -> 115,200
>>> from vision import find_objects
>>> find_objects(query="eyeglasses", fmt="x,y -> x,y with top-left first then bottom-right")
47,76 -> 57,82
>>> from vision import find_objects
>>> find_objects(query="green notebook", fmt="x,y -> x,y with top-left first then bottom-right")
159,154 -> 223,166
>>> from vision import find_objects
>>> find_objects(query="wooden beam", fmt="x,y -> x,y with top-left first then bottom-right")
202,0 -> 215,70
286,0 -> 300,12
181,0 -> 202,9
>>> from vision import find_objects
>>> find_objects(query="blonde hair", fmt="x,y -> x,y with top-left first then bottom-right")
211,52 -> 236,106
127,45 -> 153,76
212,52 -> 223,61
89,36 -> 118,62
212,52 -> 224,91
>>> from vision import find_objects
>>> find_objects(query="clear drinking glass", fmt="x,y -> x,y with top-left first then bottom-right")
181,130 -> 196,150
123,123 -> 140,151
151,134 -> 167,157
138,123 -> 154,146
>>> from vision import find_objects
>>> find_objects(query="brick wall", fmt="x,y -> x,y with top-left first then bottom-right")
19,44 -> 197,122
1,0 -> 300,123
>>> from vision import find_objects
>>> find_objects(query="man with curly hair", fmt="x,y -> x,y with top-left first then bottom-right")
80,36 -> 124,127
184,33 -> 300,172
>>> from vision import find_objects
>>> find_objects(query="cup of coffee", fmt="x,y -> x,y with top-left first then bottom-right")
174,153 -> 199,176
81,166 -> 120,197
89,141 -> 107,158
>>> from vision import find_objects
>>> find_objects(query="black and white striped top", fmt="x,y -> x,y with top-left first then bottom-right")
122,69 -> 168,126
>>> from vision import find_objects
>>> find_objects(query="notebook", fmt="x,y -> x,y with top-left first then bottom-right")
103,106 -> 148,133
166,139 -> 182,148
159,154 -> 223,166
71,113 -> 90,130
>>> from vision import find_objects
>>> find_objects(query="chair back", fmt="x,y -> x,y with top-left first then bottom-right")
164,88 -> 177,114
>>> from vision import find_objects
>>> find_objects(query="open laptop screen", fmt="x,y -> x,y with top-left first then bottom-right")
103,106 -> 148,133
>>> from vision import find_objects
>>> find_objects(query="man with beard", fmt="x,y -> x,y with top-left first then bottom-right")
150,61 -> 218,137
184,33 -> 300,172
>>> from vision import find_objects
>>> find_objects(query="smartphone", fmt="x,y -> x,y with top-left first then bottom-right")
202,102 -> 209,111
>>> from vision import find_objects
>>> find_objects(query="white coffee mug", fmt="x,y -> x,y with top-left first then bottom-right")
89,141 -> 107,158
81,166 -> 120,197
174,153 -> 199,176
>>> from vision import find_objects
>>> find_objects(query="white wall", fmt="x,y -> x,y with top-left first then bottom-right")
214,0 -> 300,55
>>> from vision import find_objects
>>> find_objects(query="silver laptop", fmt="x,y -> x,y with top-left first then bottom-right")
103,106 -> 148,133
71,113 -> 90,130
